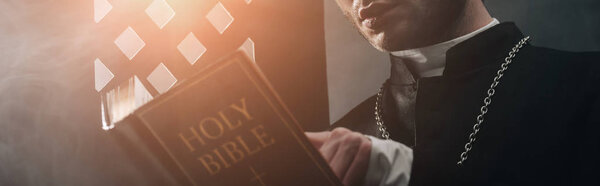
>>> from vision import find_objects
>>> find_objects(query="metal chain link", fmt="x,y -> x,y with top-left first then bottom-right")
374,36 -> 531,165
457,36 -> 530,166
375,86 -> 390,140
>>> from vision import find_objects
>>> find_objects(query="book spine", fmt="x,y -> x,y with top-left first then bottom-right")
111,114 -> 191,185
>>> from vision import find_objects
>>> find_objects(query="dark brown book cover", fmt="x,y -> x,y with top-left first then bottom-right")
110,52 -> 340,185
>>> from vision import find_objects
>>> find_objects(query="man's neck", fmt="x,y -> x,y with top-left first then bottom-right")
389,18 -> 499,80
388,1 -> 494,80
443,0 -> 493,45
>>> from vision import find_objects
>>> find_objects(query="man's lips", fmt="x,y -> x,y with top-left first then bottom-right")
358,3 -> 396,30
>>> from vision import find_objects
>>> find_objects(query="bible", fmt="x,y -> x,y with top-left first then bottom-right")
103,52 -> 341,185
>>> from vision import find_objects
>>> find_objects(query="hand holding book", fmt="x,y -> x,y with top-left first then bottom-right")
306,128 -> 372,186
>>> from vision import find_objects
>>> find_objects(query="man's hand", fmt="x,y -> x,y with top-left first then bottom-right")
305,127 -> 371,186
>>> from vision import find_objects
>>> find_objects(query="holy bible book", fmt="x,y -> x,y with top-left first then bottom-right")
104,52 -> 341,185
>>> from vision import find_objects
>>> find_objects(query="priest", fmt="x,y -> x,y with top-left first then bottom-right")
306,0 -> 600,185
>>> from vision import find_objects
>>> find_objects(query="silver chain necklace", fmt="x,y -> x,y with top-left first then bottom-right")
375,86 -> 390,140
374,36 -> 530,166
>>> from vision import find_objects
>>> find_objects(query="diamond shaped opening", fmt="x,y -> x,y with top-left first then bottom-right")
94,58 -> 114,91
145,0 -> 175,29
177,32 -> 206,65
206,2 -> 234,34
114,27 -> 146,60
147,63 -> 177,94
94,0 -> 112,23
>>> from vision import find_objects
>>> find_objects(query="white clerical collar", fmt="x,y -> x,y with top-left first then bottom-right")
390,18 -> 500,78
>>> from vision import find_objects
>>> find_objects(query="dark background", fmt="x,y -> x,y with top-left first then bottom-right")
486,0 -> 600,51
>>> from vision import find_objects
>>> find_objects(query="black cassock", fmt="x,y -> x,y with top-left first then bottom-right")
333,23 -> 600,185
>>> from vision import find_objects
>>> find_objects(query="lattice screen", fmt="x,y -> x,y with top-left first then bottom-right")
94,0 -> 255,92
92,0 -> 329,132
93,0 -> 257,130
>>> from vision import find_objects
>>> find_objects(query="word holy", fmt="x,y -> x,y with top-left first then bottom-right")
177,98 -> 276,175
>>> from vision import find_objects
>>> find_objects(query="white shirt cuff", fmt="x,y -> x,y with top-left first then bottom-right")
363,136 -> 413,186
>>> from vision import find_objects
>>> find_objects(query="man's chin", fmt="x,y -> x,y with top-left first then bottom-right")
368,37 -> 398,53
364,33 -> 388,52
366,31 -> 408,52
364,25 -> 419,52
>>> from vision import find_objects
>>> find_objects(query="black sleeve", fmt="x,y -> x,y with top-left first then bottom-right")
329,95 -> 380,137
574,92 -> 600,185
574,53 -> 600,184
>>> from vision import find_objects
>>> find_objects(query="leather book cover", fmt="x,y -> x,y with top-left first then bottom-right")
110,52 -> 340,186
